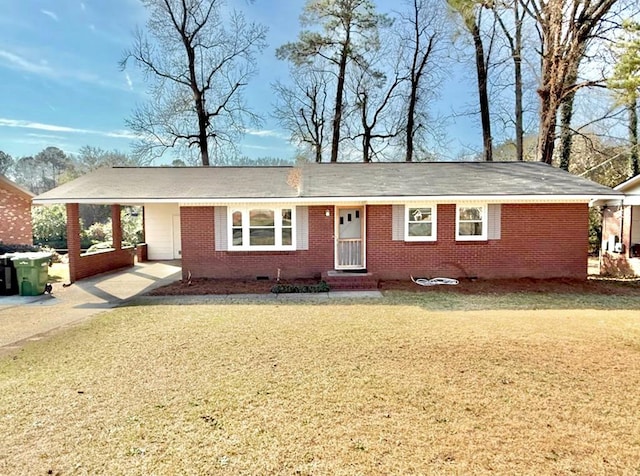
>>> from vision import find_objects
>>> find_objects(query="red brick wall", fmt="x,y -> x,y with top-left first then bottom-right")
366,204 -> 588,279
66,203 -> 134,282
180,203 -> 589,281
0,183 -> 33,245
180,206 -> 334,280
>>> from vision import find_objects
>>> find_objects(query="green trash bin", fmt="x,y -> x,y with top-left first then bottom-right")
10,252 -> 52,296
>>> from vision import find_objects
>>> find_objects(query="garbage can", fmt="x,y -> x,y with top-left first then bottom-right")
10,252 -> 52,296
0,254 -> 18,296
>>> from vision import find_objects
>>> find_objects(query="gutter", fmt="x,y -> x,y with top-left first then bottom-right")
33,193 -> 623,206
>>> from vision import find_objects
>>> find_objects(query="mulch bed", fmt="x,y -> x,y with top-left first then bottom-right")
147,276 -> 640,296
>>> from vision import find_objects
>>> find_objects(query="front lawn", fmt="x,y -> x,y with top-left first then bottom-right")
1,302 -> 639,474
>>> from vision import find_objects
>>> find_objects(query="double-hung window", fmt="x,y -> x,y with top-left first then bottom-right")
405,205 -> 437,241
456,204 -> 487,240
229,207 -> 295,250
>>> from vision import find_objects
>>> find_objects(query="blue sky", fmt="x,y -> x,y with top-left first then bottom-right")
0,0 -> 480,163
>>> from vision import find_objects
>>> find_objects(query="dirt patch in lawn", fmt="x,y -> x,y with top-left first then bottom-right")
147,275 -> 640,296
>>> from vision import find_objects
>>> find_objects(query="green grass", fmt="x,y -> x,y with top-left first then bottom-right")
1,302 -> 640,474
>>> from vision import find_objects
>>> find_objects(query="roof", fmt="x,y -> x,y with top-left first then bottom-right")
0,174 -> 34,200
614,173 -> 640,194
32,161 -> 620,205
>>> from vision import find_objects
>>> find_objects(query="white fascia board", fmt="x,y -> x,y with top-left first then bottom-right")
33,194 -> 621,206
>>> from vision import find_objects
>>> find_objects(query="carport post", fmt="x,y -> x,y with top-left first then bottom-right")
66,203 -> 81,283
112,204 -> 122,251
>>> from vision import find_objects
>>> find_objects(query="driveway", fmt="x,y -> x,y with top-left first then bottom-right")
0,261 -> 182,356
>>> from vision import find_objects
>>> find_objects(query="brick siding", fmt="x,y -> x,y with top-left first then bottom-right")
180,203 -> 588,281
0,183 -> 33,245
66,203 -> 134,282
181,206 -> 334,280
367,203 -> 587,280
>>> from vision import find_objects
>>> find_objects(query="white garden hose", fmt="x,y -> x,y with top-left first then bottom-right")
411,276 -> 459,286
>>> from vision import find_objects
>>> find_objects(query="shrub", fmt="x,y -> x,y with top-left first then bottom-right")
271,281 -> 330,294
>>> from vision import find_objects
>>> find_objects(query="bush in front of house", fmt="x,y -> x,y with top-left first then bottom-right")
271,281 -> 330,294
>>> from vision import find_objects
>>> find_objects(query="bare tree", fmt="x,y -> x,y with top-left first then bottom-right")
396,0 -> 444,161
448,0 -> 495,161
277,0 -> 391,163
521,0 -> 619,166
348,59 -> 405,162
492,0 -> 528,161
121,0 -> 267,166
273,67 -> 329,163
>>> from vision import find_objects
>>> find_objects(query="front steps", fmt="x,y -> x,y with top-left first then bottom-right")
322,270 -> 379,290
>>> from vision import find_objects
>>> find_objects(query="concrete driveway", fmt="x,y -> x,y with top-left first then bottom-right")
0,261 -> 181,356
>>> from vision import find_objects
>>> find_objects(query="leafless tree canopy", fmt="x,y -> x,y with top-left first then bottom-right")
121,0 -> 267,165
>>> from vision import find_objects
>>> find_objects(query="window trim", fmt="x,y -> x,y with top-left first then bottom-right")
404,204 -> 437,242
227,206 -> 296,251
456,204 -> 488,241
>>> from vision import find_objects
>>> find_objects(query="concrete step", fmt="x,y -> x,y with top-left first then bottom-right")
322,270 -> 379,290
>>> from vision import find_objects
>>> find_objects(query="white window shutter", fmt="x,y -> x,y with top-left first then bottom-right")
296,206 -> 309,250
488,204 -> 501,240
214,206 -> 228,250
392,205 -> 404,241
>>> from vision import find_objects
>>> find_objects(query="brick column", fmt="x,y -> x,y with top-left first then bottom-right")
112,204 -> 122,250
66,203 -> 81,283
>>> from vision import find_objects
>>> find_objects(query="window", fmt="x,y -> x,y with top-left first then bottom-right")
456,204 -> 487,240
228,207 -> 295,250
405,205 -> 437,241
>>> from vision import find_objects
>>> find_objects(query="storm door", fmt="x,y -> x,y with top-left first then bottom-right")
335,207 -> 365,269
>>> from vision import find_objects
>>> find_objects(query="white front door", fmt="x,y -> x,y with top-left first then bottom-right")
172,214 -> 182,259
335,207 -> 365,269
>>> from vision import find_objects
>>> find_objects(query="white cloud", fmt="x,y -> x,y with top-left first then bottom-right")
27,133 -> 66,140
245,128 -> 288,139
80,2 -> 86,11
0,118 -> 91,134
0,118 -> 139,140
125,72 -> 133,90
0,48 -> 130,91
0,50 -> 52,75
105,129 -> 140,139
41,10 -> 59,22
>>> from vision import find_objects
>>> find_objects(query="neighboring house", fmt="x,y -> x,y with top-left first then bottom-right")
33,162 -> 619,283
600,174 -> 640,276
0,174 -> 34,246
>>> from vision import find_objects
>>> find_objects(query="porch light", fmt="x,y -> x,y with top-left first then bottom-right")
325,209 -> 331,217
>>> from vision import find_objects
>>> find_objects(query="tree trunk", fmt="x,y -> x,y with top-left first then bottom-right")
514,1 -> 523,161
197,103 -> 210,166
471,21 -> 492,161
558,59 -> 580,171
363,130 -> 372,162
558,91 -> 576,171
406,80 -> 417,162
331,32 -> 350,163
629,96 -> 639,177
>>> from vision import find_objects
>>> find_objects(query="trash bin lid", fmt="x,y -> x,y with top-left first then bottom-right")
10,252 -> 53,263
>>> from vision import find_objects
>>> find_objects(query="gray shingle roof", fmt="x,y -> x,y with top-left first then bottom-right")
33,162 -> 619,204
